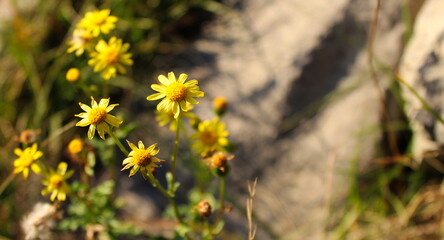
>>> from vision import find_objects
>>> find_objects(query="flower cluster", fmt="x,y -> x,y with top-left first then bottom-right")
12,140 -> 73,202
67,9 -> 133,80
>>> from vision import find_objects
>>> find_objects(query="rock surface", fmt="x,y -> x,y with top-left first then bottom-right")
399,0 -> 444,159
165,0 -> 410,239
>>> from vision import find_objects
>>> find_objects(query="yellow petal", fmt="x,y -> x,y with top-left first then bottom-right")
158,75 -> 169,85
105,114 -> 122,127
88,124 -> 96,139
31,163 -> 41,174
147,93 -> 166,101
177,73 -> 188,83
76,118 -> 91,127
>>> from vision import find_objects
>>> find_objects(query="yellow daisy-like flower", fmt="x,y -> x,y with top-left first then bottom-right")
146,72 -> 204,119
121,141 -> 164,178
191,119 -> 229,157
67,28 -> 94,56
88,37 -> 133,80
13,143 -> 43,179
75,97 -> 123,140
77,9 -> 118,37
41,162 -> 73,202
155,103 -> 195,131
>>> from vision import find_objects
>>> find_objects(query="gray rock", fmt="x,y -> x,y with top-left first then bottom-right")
399,0 -> 444,158
168,0 -> 408,239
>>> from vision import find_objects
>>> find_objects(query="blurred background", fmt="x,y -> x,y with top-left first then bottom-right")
1,0 -> 444,239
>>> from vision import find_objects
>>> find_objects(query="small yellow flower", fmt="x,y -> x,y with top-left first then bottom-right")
191,119 -> 229,157
67,138 -> 84,154
67,28 -> 94,56
75,97 -> 123,140
66,68 -> 80,82
88,37 -> 133,80
77,9 -> 118,37
13,143 -> 43,179
147,72 -> 204,118
121,140 -> 164,178
41,162 -> 73,201
155,103 -> 195,131
213,97 -> 228,116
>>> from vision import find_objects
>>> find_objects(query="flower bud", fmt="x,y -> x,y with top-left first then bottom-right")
213,97 -> 228,117
195,200 -> 212,218
66,68 -> 80,82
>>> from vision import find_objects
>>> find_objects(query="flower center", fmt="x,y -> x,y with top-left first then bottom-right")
165,82 -> 187,102
88,107 -> 107,125
20,152 -> 34,167
104,49 -> 120,65
200,130 -> 217,146
133,149 -> 152,167
49,174 -> 63,189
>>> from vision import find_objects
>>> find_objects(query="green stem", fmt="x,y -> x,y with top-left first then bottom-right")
146,172 -> 184,224
102,78 -> 109,98
396,74 -> 444,126
214,176 -> 226,228
0,172 -> 16,196
109,131 -> 129,156
170,115 -> 181,192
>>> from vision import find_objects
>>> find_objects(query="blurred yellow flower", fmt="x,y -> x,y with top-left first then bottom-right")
88,37 -> 133,80
77,9 -> 118,37
66,68 -> 80,82
67,138 -> 84,154
146,72 -> 204,118
67,28 -> 94,56
191,119 -> 229,157
13,143 -> 42,179
41,162 -> 73,201
75,97 -> 123,140
121,141 -> 164,178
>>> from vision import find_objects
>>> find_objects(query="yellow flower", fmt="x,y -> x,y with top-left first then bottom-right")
66,68 -> 80,82
41,162 -> 73,201
13,143 -> 42,179
191,119 -> 229,157
88,37 -> 133,80
146,72 -> 204,119
77,9 -> 118,37
67,138 -> 84,154
75,97 -> 123,140
121,140 -> 164,178
155,103 -> 195,131
67,28 -> 94,56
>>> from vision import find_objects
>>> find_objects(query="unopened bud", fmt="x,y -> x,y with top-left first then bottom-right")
195,200 -> 212,218
213,97 -> 228,117
66,68 -> 80,82
67,138 -> 84,154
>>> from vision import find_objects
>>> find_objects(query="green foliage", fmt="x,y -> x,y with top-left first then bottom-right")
59,180 -> 141,238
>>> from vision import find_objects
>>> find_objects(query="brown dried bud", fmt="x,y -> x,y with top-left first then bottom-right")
18,129 -> 41,144
195,200 -> 212,218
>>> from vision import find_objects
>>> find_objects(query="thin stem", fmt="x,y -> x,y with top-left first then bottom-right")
0,172 -> 16,196
146,172 -> 184,224
395,74 -> 444,126
109,131 -> 129,156
367,0 -> 399,156
102,78 -> 109,98
214,176 -> 226,227
170,115 -> 181,192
